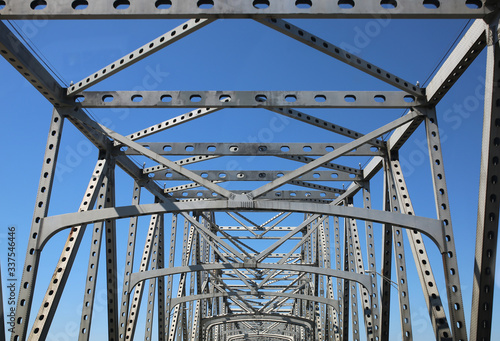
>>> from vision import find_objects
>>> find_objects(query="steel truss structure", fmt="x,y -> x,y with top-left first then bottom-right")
1,1 -> 499,341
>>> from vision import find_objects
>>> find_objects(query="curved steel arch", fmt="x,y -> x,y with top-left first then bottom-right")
227,334 -> 294,341
202,313 -> 314,336
38,199 -> 446,251
128,262 -> 373,297
168,291 -> 341,314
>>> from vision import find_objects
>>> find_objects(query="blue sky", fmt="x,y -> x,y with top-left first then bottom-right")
1,16 -> 498,340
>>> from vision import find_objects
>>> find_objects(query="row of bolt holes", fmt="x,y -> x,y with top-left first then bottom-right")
162,171 -> 355,179
9,0 -> 484,11
160,145 -> 378,152
75,94 -> 416,103
177,191 -> 332,197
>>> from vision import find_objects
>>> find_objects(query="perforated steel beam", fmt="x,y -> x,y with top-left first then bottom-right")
0,1 -> 494,19
75,90 -> 424,108
470,15 -> 500,341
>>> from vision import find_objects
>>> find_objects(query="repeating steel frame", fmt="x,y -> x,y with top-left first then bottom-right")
1,1 -> 499,341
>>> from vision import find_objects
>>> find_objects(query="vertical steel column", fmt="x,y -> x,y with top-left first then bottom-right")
78,166 -> 112,341
347,216 -> 375,340
164,214 -> 178,337
29,158 -> 109,340
390,159 -> 452,340
125,215 -> 159,340
470,15 -> 500,341
342,216 -> 350,341
119,182 -> 141,339
379,161 -> 393,341
168,217 -> 194,340
346,219 -> 360,341
104,164 -> 119,341
157,215 -> 166,341
362,183 -> 380,341
386,163 -> 413,341
144,222 -> 161,341
425,108 -> 468,340
12,109 -> 64,341
333,216 -> 344,341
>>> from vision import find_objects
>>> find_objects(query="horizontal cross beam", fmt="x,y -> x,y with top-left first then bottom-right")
0,1 -> 492,19
38,199 -> 447,253
126,142 -> 382,157
74,91 -> 423,108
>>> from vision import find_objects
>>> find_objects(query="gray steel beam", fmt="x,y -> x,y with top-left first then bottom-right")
129,263 -> 374,298
268,107 -> 381,146
68,107 -> 235,199
156,215 -> 165,341
11,109 -> 64,341
425,109 -> 468,341
27,159 -> 109,341
249,110 -> 421,199
386,165 -> 413,341
153,170 -> 361,182
0,21 -> 67,106
124,214 -> 159,340
118,183 -> 142,340
103,165 -> 119,341
361,183 -> 380,341
125,142 -> 381,157
67,19 -> 214,95
203,313 -> 314,334
258,18 -> 424,98
126,107 -> 222,143
78,168 -> 112,341
390,159 -> 452,340
426,19 -> 487,105
379,162 -> 393,341
0,1 -> 494,19
76,90 -> 423,108
470,16 -> 500,341
37,199 -> 448,253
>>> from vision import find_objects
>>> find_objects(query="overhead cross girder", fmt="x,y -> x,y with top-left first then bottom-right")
37,199 -> 447,253
74,90 -> 424,108
0,1 -> 494,19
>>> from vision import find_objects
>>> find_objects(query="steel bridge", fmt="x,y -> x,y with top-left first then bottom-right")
0,1 -> 499,340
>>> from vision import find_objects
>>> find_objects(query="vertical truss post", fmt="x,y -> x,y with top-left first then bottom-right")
157,215 -> 165,341
346,218 -> 360,341
342,215 -> 350,341
347,216 -> 375,340
29,157 -> 109,340
11,108 -> 64,341
425,108 -> 468,341
104,163 -> 119,341
362,182 -> 380,341
386,162 -> 413,341
144,220 -> 161,341
168,216 -> 194,340
78,165 -> 113,341
119,182 -> 142,339
390,159 -> 452,340
333,216 -> 344,341
470,14 -> 500,341
164,214 -> 178,337
125,214 -> 159,340
379,160 -> 393,341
